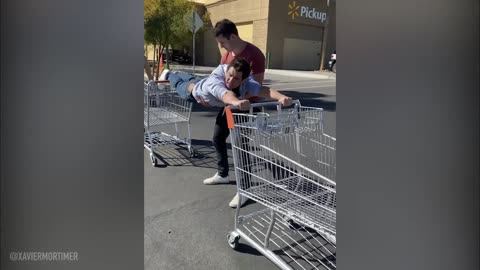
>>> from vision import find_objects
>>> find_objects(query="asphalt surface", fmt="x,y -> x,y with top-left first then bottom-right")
144,72 -> 336,270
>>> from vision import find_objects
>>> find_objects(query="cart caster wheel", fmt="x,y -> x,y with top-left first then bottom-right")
188,146 -> 196,157
149,153 -> 158,167
285,218 -> 301,230
227,232 -> 240,250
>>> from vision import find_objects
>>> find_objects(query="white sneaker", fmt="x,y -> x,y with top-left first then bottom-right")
229,193 -> 249,208
159,69 -> 170,81
203,173 -> 229,185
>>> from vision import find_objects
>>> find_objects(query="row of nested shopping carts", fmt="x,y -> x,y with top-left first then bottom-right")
225,101 -> 336,270
144,80 -> 195,166
144,80 -> 336,269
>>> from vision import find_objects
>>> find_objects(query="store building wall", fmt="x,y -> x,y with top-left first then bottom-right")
202,0 -> 270,65
194,0 -> 335,70
267,0 -> 333,70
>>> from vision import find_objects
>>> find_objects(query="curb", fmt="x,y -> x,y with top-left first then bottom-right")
169,65 -> 214,75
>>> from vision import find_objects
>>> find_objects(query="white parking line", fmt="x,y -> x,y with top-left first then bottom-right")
266,80 -> 336,86
274,84 -> 336,91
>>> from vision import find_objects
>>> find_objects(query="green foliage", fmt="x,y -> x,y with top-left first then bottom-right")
144,0 -> 195,47
144,14 -> 164,46
144,0 -> 211,48
144,0 -> 210,73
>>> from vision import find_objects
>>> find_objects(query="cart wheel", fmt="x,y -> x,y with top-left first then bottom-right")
227,232 -> 240,250
188,146 -> 195,157
149,153 -> 158,167
286,218 -> 300,230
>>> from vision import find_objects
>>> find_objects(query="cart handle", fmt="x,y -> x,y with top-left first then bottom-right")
227,99 -> 301,110
225,99 -> 301,129
145,80 -> 169,87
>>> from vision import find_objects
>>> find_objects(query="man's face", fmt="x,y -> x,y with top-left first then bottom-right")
225,67 -> 244,90
215,34 -> 235,52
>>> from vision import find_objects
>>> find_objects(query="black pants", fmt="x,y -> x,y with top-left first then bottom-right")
213,107 -> 259,178
213,108 -> 230,177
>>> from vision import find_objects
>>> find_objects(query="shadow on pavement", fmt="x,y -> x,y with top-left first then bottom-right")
263,79 -> 327,85
279,90 -> 336,112
150,139 -> 235,172
234,243 -> 263,256
189,91 -> 335,113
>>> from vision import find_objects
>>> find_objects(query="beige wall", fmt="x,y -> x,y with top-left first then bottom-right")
266,0 -> 332,69
145,45 -> 155,61
325,2 -> 336,67
145,45 -> 162,61
202,29 -> 222,66
236,22 -> 253,43
195,0 -> 335,70
203,0 -> 270,59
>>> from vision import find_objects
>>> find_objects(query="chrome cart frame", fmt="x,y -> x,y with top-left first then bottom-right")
144,80 -> 194,166
225,101 -> 336,270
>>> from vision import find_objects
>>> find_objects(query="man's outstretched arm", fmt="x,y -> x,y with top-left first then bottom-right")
257,86 -> 293,106
221,91 -> 251,111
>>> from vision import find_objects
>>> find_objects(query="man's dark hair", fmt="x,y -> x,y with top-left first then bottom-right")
213,19 -> 238,39
227,58 -> 251,80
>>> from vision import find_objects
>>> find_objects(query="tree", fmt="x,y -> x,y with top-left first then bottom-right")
144,13 -> 166,78
144,0 -> 196,78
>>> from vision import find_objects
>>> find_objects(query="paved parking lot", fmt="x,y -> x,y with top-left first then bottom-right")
144,72 -> 336,270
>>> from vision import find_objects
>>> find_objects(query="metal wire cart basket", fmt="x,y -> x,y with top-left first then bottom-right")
144,80 -> 195,166
225,101 -> 336,270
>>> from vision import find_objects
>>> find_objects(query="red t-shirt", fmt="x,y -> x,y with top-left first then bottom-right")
221,42 -> 265,76
221,42 -> 265,102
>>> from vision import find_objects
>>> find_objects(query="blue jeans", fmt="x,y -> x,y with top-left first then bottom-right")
167,72 -> 201,102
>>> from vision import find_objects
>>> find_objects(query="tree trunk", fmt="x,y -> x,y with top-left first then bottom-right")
165,44 -> 170,70
319,0 -> 332,71
320,25 -> 329,71
153,43 -> 157,79
156,44 -> 163,80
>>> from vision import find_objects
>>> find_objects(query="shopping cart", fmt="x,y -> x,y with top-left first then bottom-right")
225,101 -> 336,270
144,80 -> 195,166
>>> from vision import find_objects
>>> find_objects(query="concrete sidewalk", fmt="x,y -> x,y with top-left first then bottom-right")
267,68 -> 335,80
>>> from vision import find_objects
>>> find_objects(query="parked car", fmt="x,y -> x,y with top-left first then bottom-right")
161,49 -> 173,62
160,49 -> 192,64
146,49 -> 193,66
171,49 -> 192,64
328,50 -> 336,73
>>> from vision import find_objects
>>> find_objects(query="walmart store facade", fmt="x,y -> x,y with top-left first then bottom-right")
192,0 -> 336,70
